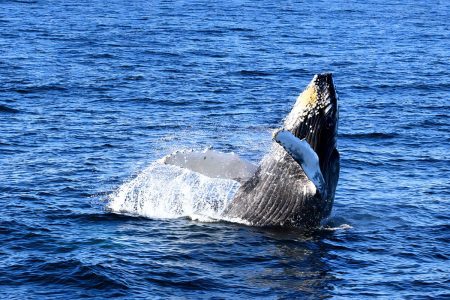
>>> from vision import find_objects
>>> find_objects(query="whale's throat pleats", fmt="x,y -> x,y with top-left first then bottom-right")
223,146 -> 325,227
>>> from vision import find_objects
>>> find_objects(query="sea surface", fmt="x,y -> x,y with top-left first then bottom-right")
1,0 -> 449,298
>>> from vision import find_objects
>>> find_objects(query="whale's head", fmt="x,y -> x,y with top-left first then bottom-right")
283,73 -> 339,174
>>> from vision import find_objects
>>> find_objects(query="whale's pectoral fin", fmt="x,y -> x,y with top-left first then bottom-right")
273,129 -> 327,199
161,149 -> 258,181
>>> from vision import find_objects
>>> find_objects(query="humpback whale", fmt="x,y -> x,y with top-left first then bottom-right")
223,73 -> 340,227
160,73 -> 340,228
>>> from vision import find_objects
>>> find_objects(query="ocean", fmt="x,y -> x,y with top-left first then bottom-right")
0,0 -> 449,298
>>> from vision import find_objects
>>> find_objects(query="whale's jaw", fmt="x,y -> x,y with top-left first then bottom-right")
223,73 -> 340,228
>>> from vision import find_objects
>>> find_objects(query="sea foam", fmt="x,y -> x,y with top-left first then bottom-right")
107,158 -> 242,221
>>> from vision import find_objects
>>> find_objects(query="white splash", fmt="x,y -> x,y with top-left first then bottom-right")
107,149 -> 255,221
323,223 -> 353,231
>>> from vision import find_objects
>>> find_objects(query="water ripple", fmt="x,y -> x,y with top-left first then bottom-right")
0,0 -> 448,298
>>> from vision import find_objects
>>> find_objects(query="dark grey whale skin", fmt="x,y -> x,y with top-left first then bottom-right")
224,73 -> 340,228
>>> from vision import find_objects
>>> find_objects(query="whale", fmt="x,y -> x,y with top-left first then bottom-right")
161,73 -> 340,228
223,73 -> 340,227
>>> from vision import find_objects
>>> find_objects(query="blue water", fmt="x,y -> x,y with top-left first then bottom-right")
1,0 -> 449,298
